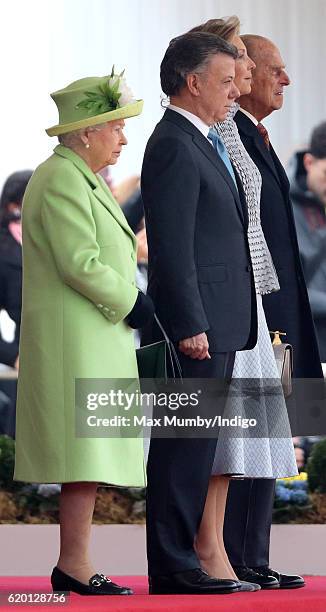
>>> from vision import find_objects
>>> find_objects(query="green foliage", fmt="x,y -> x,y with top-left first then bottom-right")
272,503 -> 313,524
0,435 -> 23,492
16,487 -> 59,522
307,438 -> 326,493
76,67 -> 123,115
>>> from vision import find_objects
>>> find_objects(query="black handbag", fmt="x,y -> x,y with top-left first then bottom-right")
270,331 -> 293,398
136,314 -> 182,380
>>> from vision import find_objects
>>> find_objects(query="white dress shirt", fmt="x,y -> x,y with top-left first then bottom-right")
168,104 -> 210,139
239,107 -> 259,126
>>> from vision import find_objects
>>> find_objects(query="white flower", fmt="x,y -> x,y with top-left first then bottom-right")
110,74 -> 135,107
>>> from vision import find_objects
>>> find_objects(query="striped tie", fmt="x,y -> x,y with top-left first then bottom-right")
257,122 -> 270,149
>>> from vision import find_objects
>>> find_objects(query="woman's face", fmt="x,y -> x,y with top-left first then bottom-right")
87,119 -> 128,171
231,35 -> 256,96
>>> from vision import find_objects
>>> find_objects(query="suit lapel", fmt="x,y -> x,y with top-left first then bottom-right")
235,111 -> 282,187
54,145 -> 136,247
233,166 -> 249,228
270,144 -> 290,193
163,110 -> 245,225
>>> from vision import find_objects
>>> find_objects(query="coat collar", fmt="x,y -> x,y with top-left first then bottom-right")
163,109 -> 245,225
54,145 -> 136,246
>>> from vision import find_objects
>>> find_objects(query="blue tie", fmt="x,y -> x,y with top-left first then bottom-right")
208,127 -> 238,188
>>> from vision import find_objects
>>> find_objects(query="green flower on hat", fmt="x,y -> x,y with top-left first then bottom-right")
75,66 -> 134,115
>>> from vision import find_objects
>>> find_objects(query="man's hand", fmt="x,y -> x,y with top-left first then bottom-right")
178,333 -> 211,360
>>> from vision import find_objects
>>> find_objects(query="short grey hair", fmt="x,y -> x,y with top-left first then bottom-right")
58,122 -> 108,147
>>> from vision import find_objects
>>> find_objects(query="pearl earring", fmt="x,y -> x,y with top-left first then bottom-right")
85,143 -> 90,149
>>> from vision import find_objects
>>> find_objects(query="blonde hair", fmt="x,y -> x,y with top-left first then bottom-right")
189,16 -> 240,43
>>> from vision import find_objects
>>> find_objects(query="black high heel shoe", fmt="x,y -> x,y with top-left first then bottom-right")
51,566 -> 133,595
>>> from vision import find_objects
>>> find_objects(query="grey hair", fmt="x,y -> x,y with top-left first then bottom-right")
58,122 -> 108,147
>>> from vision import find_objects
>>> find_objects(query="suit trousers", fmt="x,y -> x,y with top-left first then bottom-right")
224,477 -> 276,567
146,350 -> 235,575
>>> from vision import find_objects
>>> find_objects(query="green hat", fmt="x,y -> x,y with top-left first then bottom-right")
46,68 -> 143,136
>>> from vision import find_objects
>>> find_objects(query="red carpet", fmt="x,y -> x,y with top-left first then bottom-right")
0,576 -> 325,611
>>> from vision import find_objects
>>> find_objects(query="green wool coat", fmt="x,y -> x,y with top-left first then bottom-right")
14,144 -> 146,486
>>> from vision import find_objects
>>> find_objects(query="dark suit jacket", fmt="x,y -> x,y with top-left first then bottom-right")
235,110 -> 322,377
141,109 -> 257,353
0,228 -> 21,366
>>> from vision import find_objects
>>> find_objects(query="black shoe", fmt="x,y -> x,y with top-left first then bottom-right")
252,566 -> 305,589
149,568 -> 239,595
51,566 -> 133,595
233,566 -> 279,590
237,581 -> 261,592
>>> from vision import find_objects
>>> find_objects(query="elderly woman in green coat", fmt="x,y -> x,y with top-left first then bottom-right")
14,69 -> 153,596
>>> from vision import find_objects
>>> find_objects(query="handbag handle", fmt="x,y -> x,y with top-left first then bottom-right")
136,288 -> 183,378
153,313 -> 183,379
270,330 -> 287,346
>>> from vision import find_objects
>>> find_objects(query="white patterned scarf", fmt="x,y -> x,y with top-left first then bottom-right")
216,103 -> 279,295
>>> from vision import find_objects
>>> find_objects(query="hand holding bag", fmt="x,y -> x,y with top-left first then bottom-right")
136,314 -> 182,380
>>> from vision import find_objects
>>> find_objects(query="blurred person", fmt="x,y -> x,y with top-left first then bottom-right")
294,445 -> 306,471
122,188 -> 144,234
219,33 -> 320,589
289,121 -> 326,361
14,69 -> 154,596
190,16 -> 298,591
100,166 -> 145,236
0,171 -> 32,436
99,165 -> 140,206
0,171 -> 32,368
142,31 -> 257,596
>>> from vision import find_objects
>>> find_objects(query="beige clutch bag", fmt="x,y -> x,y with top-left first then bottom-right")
270,331 -> 293,398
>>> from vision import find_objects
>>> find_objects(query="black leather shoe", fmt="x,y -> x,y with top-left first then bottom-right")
233,566 -> 279,589
237,581 -> 261,592
51,566 -> 133,595
252,566 -> 305,589
149,568 -> 239,595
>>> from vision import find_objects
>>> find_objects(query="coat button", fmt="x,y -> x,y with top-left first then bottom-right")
111,310 -> 116,316
246,265 -> 252,272
97,304 -> 103,308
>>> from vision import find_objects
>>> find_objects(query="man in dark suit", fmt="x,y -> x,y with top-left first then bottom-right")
223,34 -> 322,589
141,32 -> 257,595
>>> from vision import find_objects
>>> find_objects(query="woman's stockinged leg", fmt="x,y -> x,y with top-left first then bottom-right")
195,475 -> 238,580
57,482 -> 98,585
214,476 -> 240,578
